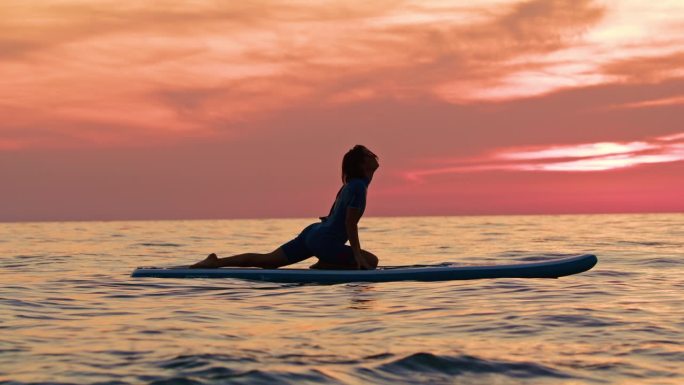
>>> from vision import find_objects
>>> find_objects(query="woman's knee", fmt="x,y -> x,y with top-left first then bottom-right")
362,249 -> 379,268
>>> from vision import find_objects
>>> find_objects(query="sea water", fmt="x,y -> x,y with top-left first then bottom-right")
1,214 -> 682,384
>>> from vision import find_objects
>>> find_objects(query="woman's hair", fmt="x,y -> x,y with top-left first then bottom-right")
342,145 -> 378,183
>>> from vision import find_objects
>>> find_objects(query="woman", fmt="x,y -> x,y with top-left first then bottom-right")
190,145 -> 380,270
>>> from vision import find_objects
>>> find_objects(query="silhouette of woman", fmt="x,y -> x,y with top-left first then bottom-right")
190,145 -> 380,270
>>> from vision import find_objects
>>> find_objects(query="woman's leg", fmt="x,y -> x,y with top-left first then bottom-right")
190,247 -> 291,269
310,249 -> 379,270
361,249 -> 379,269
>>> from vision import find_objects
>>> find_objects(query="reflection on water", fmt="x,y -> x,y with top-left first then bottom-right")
0,214 -> 683,384
346,284 -> 377,310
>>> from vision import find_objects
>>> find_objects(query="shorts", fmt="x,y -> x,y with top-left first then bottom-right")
280,223 -> 357,266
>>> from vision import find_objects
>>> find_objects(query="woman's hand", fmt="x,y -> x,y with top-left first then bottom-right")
354,252 -> 373,270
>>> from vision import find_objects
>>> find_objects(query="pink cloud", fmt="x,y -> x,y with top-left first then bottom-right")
516,151 -> 684,172
605,95 -> 684,110
3,0 -> 684,153
0,0 -> 612,150
658,132 -> 684,141
497,141 -> 656,160
404,132 -> 684,180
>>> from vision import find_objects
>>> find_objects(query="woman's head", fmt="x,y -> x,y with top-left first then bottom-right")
342,145 -> 379,183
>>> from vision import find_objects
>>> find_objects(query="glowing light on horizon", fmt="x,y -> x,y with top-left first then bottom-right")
517,150 -> 684,172
605,96 -> 684,110
404,133 -> 684,181
658,132 -> 684,141
498,141 -> 656,160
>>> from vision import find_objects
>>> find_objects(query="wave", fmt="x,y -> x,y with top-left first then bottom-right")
366,352 -> 572,380
135,243 -> 184,247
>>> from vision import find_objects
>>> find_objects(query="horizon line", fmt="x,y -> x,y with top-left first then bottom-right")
1,210 -> 682,224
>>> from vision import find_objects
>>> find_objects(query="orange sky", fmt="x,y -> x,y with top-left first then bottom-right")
1,0 -> 683,221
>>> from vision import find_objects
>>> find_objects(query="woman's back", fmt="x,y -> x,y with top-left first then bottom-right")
308,177 -> 370,245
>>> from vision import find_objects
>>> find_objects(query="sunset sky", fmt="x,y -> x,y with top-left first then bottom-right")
1,0 -> 683,221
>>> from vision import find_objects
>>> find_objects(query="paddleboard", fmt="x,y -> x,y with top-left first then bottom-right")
131,254 -> 597,284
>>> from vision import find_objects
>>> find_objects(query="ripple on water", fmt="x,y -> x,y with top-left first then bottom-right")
357,352 -> 574,383
135,243 -> 184,247
150,361 -> 342,385
538,314 -> 619,328
158,353 -> 257,370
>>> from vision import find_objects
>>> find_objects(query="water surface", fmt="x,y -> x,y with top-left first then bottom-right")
1,214 -> 682,384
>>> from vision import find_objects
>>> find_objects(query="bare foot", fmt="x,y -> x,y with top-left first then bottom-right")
190,253 -> 219,269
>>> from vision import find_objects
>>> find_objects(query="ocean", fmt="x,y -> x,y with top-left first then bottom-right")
1,214 -> 682,385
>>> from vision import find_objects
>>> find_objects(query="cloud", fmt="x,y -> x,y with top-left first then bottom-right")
600,51 -> 684,83
0,0 -> 611,150
658,132 -> 684,141
604,95 -> 684,110
404,132 -> 684,180
517,151 -> 684,171
0,1 -> 396,57
497,141 -> 656,159
2,0 -> 684,152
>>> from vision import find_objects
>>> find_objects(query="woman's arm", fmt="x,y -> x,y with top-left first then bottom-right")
346,206 -> 372,269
